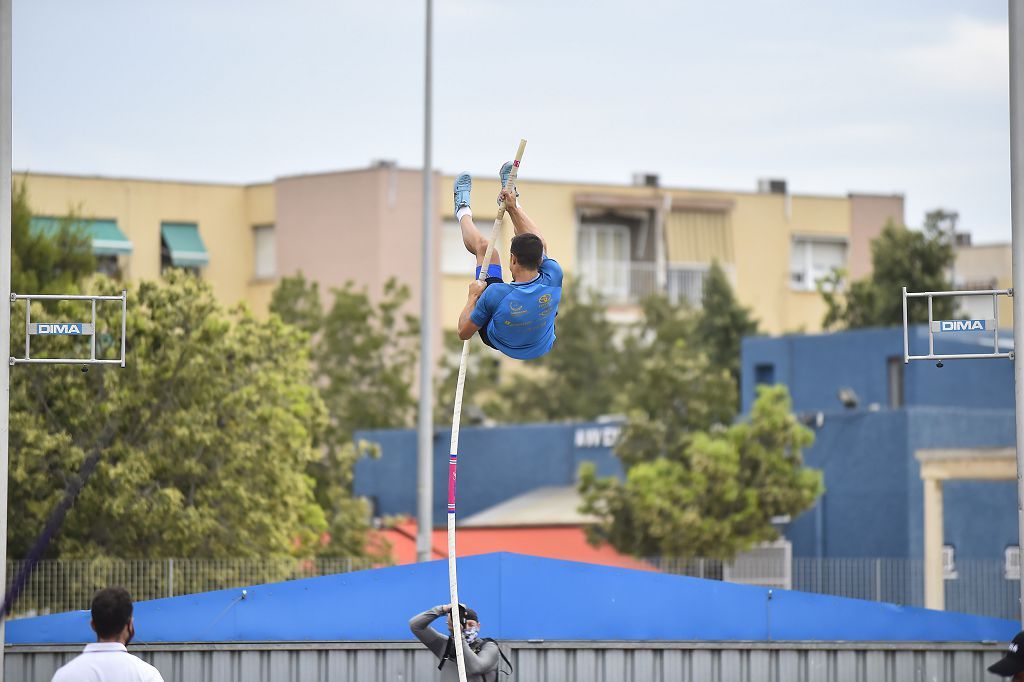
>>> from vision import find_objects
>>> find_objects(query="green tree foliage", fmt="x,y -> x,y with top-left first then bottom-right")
10,272 -> 328,559
611,338 -> 736,470
693,261 -> 758,391
579,385 -> 822,560
270,274 -> 417,555
820,213 -> 955,329
12,181 -> 96,295
434,334 -> 502,425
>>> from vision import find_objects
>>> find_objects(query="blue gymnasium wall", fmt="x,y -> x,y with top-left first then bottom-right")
740,326 -> 1013,414
7,554 -> 1016,644
355,422 -> 624,521
905,408 -> 1018,560
784,408 -> 1018,562
784,410 -> 911,559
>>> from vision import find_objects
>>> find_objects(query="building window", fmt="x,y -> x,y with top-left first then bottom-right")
160,222 -> 209,275
942,545 -> 958,580
95,255 -> 121,278
1006,546 -> 1020,580
755,363 -> 775,386
887,356 -> 904,408
30,217 -> 133,277
790,237 -> 847,291
442,220 -> 474,275
253,224 -> 276,280
666,265 -> 708,308
577,222 -> 631,302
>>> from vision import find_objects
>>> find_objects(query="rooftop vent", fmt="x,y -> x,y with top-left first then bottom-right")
758,178 -> 787,194
632,172 -> 659,188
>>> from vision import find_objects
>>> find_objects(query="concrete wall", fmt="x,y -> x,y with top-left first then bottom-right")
740,326 -> 1014,414
18,172 -> 274,315
6,641 -> 1007,682
19,169 -> 901,337
360,402 -> 1020,565
784,407 -> 1017,562
848,194 -> 905,279
786,410 -> 913,559
355,422 -> 623,521
274,166 -> 441,334
905,408 -> 1018,561
956,242 -> 1014,325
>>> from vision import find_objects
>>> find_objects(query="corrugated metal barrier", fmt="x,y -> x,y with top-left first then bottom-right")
5,640 -> 1007,682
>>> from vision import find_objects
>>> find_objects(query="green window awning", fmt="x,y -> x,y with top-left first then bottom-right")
161,222 -> 209,267
30,217 -> 133,256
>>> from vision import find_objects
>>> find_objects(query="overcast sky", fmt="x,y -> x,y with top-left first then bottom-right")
12,0 -> 1013,243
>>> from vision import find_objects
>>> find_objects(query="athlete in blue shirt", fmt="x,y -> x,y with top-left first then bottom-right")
454,163 -> 563,360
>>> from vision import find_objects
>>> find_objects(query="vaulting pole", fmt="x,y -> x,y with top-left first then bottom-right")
447,139 -> 525,682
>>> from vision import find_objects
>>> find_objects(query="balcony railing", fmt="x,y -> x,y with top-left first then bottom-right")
576,261 -> 713,307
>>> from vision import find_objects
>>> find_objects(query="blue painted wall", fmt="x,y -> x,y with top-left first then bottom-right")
740,326 -> 1013,414
357,401 -> 1018,566
7,553 -> 1015,644
785,407 -> 1018,562
785,410 -> 911,559
905,408 -> 1018,561
355,422 -> 623,522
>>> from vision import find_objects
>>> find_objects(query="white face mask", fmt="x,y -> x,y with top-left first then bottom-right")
463,625 -> 479,643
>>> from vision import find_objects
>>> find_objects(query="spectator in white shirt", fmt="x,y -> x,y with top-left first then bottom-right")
51,587 -> 163,682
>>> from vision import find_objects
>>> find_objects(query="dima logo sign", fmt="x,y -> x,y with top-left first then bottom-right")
37,323 -> 83,335
940,319 -> 986,332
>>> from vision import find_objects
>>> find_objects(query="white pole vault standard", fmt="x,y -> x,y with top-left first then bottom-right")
447,139 -> 526,682
1009,0 -> 1024,625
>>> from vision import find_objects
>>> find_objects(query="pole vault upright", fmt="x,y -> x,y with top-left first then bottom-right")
1009,0 -> 1024,627
446,139 -> 525,682
0,0 -> 12,677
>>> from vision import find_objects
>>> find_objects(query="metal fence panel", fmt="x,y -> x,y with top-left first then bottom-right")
5,558 -> 376,619
6,556 -> 1019,621
6,642 -> 1005,682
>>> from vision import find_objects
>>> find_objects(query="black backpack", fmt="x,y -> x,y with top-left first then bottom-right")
438,636 -> 514,680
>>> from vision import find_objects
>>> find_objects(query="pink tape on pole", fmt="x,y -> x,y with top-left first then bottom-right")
447,455 -> 457,513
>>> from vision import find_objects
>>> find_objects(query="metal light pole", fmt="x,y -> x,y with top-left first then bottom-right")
1008,0 -> 1024,627
0,0 -> 11,673
416,0 -> 434,563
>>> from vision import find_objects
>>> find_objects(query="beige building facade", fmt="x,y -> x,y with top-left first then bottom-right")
955,241 -> 1014,325
18,167 -> 907,343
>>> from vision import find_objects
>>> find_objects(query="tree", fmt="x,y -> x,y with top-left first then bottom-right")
10,272 -> 329,559
693,261 -> 758,394
820,213 -> 954,329
579,385 -> 822,560
434,334 -> 502,425
12,181 -> 95,295
270,274 -> 418,554
610,337 -> 736,471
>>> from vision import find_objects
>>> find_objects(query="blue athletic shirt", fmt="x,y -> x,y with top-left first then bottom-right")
470,257 -> 563,360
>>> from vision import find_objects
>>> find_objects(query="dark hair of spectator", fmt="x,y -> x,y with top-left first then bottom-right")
91,587 -> 133,638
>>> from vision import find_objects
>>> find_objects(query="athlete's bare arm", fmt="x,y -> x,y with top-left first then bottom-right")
457,280 -> 486,340
500,187 -> 547,253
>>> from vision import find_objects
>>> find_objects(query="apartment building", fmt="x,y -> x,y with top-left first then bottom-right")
19,166 -> 904,340
954,238 -> 1013,324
